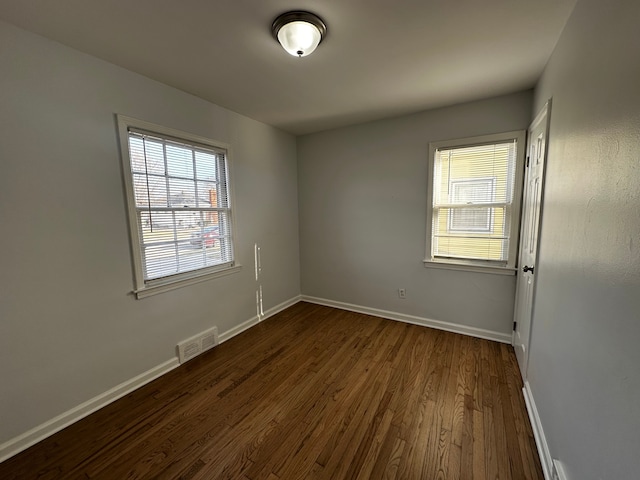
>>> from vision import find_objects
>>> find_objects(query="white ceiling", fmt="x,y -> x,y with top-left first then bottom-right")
0,0 -> 576,135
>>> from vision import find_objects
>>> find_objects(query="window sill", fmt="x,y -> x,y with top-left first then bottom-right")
133,264 -> 242,299
423,259 -> 516,276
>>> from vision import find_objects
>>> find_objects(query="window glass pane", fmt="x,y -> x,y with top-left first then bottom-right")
139,211 -> 174,237
452,180 -> 494,203
177,247 -> 207,273
145,140 -> 166,175
449,207 -> 492,232
129,137 -> 165,175
166,143 -> 194,179
144,244 -> 178,278
447,179 -> 496,233
433,205 -> 509,261
134,174 -> 168,207
432,236 -> 507,261
195,151 -> 217,181
139,212 -> 173,246
174,210 -> 200,236
196,181 -> 217,207
168,178 -> 197,207
434,141 -> 516,206
128,136 -> 147,173
187,214 -> 232,264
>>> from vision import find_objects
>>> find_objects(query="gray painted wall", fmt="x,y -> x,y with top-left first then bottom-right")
0,21 -> 300,444
529,0 -> 640,478
297,92 -> 532,336
5,2 -> 639,476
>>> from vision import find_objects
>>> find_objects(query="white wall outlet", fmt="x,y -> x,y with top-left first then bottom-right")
398,288 -> 406,299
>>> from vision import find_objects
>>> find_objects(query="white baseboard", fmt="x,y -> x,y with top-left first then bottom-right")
523,381 -> 554,480
218,295 -> 302,343
0,358 -> 180,463
300,295 -> 512,344
263,295 -> 302,319
0,294 -> 302,464
218,315 -> 260,344
553,459 -> 568,480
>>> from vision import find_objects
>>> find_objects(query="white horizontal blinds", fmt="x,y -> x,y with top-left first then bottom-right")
432,140 -> 517,263
128,129 -> 233,282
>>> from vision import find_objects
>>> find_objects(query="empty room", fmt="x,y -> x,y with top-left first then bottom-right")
0,1 -> 638,479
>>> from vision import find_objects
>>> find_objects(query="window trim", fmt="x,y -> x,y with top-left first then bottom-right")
424,130 -> 526,275
116,115 -> 241,298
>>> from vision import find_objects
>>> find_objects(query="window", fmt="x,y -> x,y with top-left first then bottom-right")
425,131 -> 525,274
117,116 -> 239,298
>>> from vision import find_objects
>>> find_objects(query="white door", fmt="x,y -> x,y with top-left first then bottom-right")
513,101 -> 551,378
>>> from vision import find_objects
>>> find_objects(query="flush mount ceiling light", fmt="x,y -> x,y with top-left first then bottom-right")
271,11 -> 327,57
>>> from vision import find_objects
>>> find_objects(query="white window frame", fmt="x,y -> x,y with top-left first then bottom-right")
424,131 -> 526,275
117,115 -> 241,298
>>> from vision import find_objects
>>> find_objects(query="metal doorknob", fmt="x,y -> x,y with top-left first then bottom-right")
523,265 -> 535,273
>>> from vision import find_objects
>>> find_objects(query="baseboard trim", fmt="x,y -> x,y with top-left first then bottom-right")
300,295 -> 512,343
263,295 -> 302,319
0,295 -> 303,464
218,315 -> 260,344
523,381 -> 554,480
0,358 -> 180,463
218,295 -> 302,344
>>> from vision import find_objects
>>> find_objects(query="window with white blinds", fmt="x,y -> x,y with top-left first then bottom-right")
425,131 -> 525,273
117,116 -> 238,297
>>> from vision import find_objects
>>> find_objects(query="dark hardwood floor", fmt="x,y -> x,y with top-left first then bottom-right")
0,302 -> 543,479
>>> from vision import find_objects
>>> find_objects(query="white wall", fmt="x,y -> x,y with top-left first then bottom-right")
297,92 -> 532,337
0,21 -> 300,445
528,0 -> 640,478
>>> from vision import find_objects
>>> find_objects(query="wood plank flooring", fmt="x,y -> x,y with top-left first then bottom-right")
0,302 -> 543,479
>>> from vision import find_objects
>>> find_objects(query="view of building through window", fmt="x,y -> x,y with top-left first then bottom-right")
447,178 -> 496,233
429,136 -> 521,266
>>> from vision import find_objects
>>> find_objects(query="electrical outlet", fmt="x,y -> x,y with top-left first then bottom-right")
398,288 -> 406,299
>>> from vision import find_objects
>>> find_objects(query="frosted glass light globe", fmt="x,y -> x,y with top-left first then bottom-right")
277,21 -> 322,57
272,11 -> 326,58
